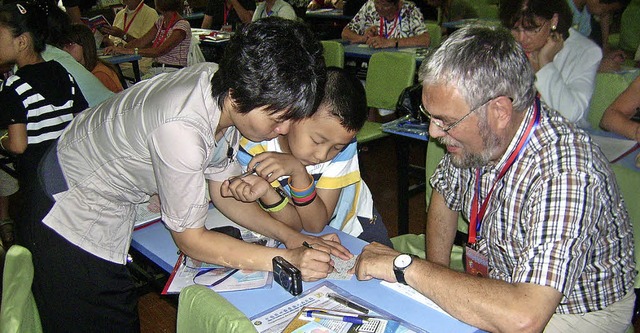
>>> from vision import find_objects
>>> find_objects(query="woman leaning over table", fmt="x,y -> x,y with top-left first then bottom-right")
341,0 -> 430,48
500,0 -> 602,128
105,0 -> 191,74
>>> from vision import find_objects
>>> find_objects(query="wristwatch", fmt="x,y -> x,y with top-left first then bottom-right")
393,253 -> 414,285
122,33 -> 128,42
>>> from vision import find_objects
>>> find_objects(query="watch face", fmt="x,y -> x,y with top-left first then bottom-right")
394,254 -> 412,269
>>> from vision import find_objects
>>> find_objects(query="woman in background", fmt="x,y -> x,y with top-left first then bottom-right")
64,24 -> 124,93
500,0 -> 601,128
105,0 -> 191,74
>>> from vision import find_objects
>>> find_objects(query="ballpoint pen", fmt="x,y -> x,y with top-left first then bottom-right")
327,293 -> 370,314
303,310 -> 370,325
227,163 -> 260,183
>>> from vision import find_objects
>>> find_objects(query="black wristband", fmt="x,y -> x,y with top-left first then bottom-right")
258,187 -> 286,209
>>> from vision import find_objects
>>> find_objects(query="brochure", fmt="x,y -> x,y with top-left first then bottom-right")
81,15 -> 111,32
250,281 -> 426,333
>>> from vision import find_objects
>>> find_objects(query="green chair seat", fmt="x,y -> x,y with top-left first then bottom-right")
587,72 -> 633,129
356,121 -> 388,143
0,245 -> 42,333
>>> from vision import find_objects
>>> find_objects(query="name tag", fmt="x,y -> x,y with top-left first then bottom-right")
465,245 -> 488,277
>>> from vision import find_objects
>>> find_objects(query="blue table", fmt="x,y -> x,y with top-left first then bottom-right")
131,222 -> 480,332
343,42 -> 428,63
102,53 -> 142,87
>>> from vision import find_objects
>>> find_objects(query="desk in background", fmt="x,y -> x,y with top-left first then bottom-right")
131,222 -> 480,332
192,28 -> 231,63
102,53 -> 142,88
382,118 -> 428,235
342,42 -> 427,79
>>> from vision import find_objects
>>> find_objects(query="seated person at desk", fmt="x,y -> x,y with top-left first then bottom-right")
354,25 -> 636,332
33,18 -> 348,333
44,3 -> 113,107
500,0 -> 601,128
100,0 -> 159,46
252,0 -> 298,21
341,0 -> 430,48
600,75 -> 640,142
233,68 -> 393,247
104,0 -> 191,72
308,0 -> 344,10
64,24 -> 124,93
201,0 -> 255,31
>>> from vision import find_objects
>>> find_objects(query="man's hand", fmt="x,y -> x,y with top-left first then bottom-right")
366,36 -> 394,49
221,174 -> 272,202
352,242 -> 400,282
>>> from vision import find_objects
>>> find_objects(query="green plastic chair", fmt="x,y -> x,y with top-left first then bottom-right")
611,165 -> 640,288
356,52 -> 416,144
177,285 -> 257,333
425,21 -> 442,48
587,72 -> 632,129
320,40 -> 345,68
0,245 -> 42,333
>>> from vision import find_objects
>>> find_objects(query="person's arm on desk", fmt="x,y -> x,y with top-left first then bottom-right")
424,191 -> 459,267
353,193 -> 563,333
365,32 -> 430,49
600,76 -> 640,143
341,25 -> 377,44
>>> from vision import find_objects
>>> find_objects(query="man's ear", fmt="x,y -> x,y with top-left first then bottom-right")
489,96 -> 514,131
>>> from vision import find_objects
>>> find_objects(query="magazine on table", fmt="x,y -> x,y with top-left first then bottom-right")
81,14 -> 111,32
162,229 -> 277,294
250,281 -> 426,333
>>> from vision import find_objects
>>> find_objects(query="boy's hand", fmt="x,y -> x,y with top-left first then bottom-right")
283,233 -> 352,260
250,152 -> 307,183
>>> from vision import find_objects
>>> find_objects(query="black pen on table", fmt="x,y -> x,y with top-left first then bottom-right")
327,293 -> 370,314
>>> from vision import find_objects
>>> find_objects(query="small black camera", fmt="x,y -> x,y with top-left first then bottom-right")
272,256 -> 302,296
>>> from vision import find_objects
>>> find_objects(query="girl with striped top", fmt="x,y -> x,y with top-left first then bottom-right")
0,1 -> 88,247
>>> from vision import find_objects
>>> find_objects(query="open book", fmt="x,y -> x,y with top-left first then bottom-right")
81,15 -> 111,32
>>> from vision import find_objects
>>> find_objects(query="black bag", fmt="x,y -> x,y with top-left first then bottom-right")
395,83 -> 426,123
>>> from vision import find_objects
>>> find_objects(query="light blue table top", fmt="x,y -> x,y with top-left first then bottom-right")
131,222 -> 480,332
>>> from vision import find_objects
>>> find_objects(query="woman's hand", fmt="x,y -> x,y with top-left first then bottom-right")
529,32 -> 563,72
366,36 -> 394,49
103,45 -> 128,55
100,25 -> 125,38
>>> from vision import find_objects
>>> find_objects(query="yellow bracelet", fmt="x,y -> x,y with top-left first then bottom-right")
258,196 -> 289,213
0,132 -> 8,151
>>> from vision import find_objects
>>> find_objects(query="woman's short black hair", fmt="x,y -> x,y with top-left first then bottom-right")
499,0 -> 573,39
211,17 -> 327,121
0,2 -> 49,53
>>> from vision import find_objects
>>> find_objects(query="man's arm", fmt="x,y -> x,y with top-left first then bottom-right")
425,191 -> 459,266
354,243 -> 562,333
229,0 -> 254,23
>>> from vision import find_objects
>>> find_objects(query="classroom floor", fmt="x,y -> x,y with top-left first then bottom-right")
135,135 -> 429,333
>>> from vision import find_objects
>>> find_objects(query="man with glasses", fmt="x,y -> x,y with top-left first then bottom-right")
341,0 -> 430,48
353,25 -> 635,332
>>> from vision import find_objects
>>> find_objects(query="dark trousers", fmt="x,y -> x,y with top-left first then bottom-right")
357,207 -> 393,248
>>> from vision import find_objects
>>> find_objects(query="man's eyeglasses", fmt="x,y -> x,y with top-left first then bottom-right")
510,21 -> 548,37
419,96 -> 506,133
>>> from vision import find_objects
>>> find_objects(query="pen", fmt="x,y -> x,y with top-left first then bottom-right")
304,310 -> 369,325
327,293 -> 370,314
227,163 -> 260,183
302,241 -> 313,249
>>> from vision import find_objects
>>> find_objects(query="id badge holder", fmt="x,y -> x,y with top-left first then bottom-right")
221,24 -> 232,32
464,244 -> 488,277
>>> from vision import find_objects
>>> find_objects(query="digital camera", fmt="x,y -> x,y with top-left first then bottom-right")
272,256 -> 302,296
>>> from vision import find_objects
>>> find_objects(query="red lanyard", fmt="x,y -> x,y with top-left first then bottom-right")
468,98 -> 541,245
379,12 -> 400,38
123,1 -> 144,34
223,2 -> 231,25
152,12 -> 179,48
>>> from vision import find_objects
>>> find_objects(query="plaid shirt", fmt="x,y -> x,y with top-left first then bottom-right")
431,102 -> 636,314
346,0 -> 426,38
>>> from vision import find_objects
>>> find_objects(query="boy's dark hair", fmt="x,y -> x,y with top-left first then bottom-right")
0,2 -> 48,53
211,17 -> 327,121
499,0 -> 573,39
322,67 -> 367,132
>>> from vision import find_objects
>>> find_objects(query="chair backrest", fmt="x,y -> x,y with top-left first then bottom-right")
187,34 -> 206,66
365,52 -> 416,110
619,3 -> 640,53
611,164 -> 640,288
587,72 -> 632,129
0,245 -> 42,333
177,285 -> 257,333
320,40 -> 345,68
425,21 -> 442,48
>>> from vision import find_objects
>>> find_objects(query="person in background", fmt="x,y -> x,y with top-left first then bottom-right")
105,0 -> 191,74
500,0 -> 601,128
425,0 -> 476,24
233,67 -> 393,247
600,75 -> 640,142
308,0 -> 343,10
353,24 -> 635,332
201,0 -> 255,30
342,0 -> 430,48
566,0 -> 628,49
0,2 -> 88,253
64,24 -> 124,93
100,0 -> 159,46
33,18 -> 347,333
0,65 -> 18,251
44,3 -> 113,107
251,0 -> 297,21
